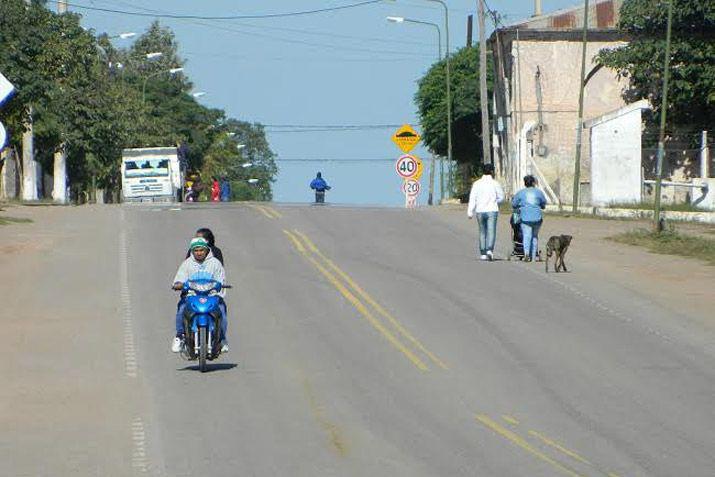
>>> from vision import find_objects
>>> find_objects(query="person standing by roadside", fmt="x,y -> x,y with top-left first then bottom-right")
211,178 -> 220,202
512,175 -> 547,262
220,178 -> 231,202
467,164 -> 504,261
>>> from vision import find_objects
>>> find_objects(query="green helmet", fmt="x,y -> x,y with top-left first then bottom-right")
189,237 -> 209,250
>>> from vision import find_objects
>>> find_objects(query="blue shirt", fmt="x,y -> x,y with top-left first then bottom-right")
512,187 -> 547,223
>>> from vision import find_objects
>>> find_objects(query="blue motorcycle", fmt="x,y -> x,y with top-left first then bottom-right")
179,277 -> 230,372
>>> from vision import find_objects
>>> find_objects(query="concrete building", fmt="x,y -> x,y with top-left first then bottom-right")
584,100 -> 650,206
489,0 -> 629,205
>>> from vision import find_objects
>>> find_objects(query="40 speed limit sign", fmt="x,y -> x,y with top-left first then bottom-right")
401,179 -> 421,197
395,154 -> 422,180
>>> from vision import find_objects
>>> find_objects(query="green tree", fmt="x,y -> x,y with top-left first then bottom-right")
598,0 -> 715,133
201,119 -> 277,201
415,46 -> 493,166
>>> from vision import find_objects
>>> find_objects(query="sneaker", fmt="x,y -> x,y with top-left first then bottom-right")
171,336 -> 184,353
486,250 -> 494,261
479,254 -> 488,261
220,341 -> 229,353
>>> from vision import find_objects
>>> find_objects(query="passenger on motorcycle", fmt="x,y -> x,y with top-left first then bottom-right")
171,237 -> 228,353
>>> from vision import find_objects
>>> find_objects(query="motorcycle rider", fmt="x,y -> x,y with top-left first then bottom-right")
309,172 -> 331,204
185,228 -> 224,265
171,237 -> 228,353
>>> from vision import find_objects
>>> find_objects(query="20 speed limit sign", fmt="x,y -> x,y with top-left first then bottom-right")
395,154 -> 419,179
401,179 -> 421,197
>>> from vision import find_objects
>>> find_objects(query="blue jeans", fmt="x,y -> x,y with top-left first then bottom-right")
176,298 -> 228,341
476,212 -> 498,255
520,221 -> 542,260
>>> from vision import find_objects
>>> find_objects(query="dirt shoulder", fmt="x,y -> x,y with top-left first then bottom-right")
0,204 -> 142,475
435,204 -> 715,330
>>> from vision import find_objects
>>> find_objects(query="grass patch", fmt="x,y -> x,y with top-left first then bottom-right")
0,216 -> 33,226
609,228 -> 715,265
606,201 -> 703,212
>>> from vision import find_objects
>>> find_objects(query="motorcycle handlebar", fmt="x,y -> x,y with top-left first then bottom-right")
171,284 -> 232,290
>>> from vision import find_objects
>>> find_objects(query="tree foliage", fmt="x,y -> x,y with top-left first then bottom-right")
598,0 -> 715,132
414,46 -> 493,166
0,5 -> 277,200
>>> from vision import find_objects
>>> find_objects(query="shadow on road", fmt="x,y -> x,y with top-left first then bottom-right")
177,363 -> 238,373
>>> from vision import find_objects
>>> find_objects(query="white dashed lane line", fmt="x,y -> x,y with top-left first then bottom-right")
119,213 -> 139,378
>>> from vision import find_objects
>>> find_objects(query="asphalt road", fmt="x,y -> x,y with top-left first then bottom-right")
2,202 -> 714,476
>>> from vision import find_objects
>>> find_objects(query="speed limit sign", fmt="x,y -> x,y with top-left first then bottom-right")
395,154 -> 419,179
401,179 -> 421,197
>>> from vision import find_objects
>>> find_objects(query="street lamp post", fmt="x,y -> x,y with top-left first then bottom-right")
426,0 -> 452,200
391,0 -> 452,199
387,15 -> 443,205
142,67 -> 184,105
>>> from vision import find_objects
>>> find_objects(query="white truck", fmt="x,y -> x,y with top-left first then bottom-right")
121,147 -> 183,202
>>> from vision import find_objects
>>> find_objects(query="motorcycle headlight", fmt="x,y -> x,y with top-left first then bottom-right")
188,281 -> 215,293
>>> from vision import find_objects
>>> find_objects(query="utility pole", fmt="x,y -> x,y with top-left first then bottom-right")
20,0 -> 38,201
478,0 -> 491,165
467,15 -> 473,47
653,0 -> 674,231
572,0 -> 590,212
54,0 -> 69,203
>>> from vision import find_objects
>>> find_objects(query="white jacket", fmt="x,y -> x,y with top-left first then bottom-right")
173,251 -> 226,297
467,175 -> 505,217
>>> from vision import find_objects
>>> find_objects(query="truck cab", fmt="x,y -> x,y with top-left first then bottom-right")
121,147 -> 183,203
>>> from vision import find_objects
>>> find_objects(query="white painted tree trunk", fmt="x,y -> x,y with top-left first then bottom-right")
53,146 -> 67,204
1,147 -> 18,199
21,116 -> 38,201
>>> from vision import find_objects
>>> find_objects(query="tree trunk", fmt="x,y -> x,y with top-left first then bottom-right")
21,111 -> 38,201
53,145 -> 67,204
1,147 -> 19,199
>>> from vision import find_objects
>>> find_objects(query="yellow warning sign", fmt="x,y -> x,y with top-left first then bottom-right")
413,156 -> 424,181
391,124 -> 421,153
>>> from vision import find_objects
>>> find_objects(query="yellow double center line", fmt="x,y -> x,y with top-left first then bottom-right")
251,204 -> 282,219
284,229 -> 447,372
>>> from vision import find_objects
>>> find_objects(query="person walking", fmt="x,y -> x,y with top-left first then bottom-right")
467,164 -> 504,261
511,175 -> 547,262
309,172 -> 331,204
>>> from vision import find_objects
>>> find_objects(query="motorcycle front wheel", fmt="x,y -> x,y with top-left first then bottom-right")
198,327 -> 208,372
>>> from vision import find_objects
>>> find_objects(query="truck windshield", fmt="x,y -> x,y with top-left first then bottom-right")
124,159 -> 170,178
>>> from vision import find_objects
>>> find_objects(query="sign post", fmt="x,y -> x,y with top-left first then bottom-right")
392,124 -> 422,208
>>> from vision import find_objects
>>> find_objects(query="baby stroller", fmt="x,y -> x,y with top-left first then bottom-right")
508,212 -> 541,261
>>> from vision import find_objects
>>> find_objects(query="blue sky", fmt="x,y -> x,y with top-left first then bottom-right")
72,0 -> 579,205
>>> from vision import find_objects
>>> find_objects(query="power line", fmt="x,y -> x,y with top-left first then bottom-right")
95,0 -> 435,49
265,124 -> 401,129
276,158 -> 395,162
50,0 -> 385,20
82,0 -> 435,58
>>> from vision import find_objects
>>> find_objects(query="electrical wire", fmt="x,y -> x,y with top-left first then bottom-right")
50,0 -> 385,20
97,0 -> 434,49
81,0 -> 435,58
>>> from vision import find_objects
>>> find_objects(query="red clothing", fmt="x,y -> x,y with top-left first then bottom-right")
211,181 -> 220,202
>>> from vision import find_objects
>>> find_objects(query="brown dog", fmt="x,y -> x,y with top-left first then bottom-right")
545,235 -> 572,273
